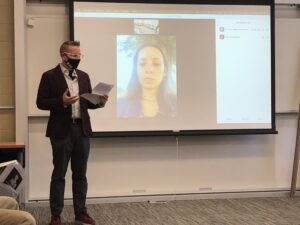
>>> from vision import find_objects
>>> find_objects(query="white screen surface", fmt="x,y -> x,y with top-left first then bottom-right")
72,1 -> 274,135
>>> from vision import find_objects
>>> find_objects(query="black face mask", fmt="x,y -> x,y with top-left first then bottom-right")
65,57 -> 80,70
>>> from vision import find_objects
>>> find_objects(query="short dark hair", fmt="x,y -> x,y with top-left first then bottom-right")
60,41 -> 80,54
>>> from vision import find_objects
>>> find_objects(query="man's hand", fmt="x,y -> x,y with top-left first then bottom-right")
99,94 -> 108,107
63,88 -> 79,105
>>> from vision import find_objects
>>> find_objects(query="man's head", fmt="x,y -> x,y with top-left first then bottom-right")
60,41 -> 82,70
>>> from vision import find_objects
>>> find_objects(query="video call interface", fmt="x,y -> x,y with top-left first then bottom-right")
73,1 -> 273,133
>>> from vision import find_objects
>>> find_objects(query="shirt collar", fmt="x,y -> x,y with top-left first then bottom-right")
60,63 -> 78,80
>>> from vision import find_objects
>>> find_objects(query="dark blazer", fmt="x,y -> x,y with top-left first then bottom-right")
36,64 -> 100,138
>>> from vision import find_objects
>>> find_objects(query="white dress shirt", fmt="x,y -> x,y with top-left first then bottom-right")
60,63 -> 81,119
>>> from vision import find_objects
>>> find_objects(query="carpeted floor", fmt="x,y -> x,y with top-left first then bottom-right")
24,197 -> 300,225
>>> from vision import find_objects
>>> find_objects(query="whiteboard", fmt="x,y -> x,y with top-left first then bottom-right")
26,15 -> 68,116
275,18 -> 300,113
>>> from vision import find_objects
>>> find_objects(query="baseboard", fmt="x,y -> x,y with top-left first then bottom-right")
25,188 -> 294,207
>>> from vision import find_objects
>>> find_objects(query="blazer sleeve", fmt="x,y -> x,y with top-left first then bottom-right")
36,72 -> 65,111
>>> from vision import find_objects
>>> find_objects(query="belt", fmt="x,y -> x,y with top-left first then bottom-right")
71,118 -> 82,124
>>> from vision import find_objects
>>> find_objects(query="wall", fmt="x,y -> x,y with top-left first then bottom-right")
0,0 -> 15,141
25,3 -> 300,202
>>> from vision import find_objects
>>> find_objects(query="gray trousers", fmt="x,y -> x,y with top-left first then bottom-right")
50,122 -> 90,216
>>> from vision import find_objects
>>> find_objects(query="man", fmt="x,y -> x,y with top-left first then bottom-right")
0,196 -> 36,225
36,41 -> 108,225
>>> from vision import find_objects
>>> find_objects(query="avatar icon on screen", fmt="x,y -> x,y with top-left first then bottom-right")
117,37 -> 177,118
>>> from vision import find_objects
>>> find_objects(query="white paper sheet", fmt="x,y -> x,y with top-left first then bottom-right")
80,82 -> 114,105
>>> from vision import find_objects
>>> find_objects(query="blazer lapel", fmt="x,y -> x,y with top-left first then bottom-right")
54,64 -> 69,93
76,70 -> 85,95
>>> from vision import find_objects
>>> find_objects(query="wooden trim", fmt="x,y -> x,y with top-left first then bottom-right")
0,142 -> 25,149
290,102 -> 300,197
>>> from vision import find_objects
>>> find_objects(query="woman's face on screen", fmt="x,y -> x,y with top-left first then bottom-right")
137,46 -> 165,90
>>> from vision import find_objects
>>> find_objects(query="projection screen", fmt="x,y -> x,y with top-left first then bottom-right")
70,0 -> 276,136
